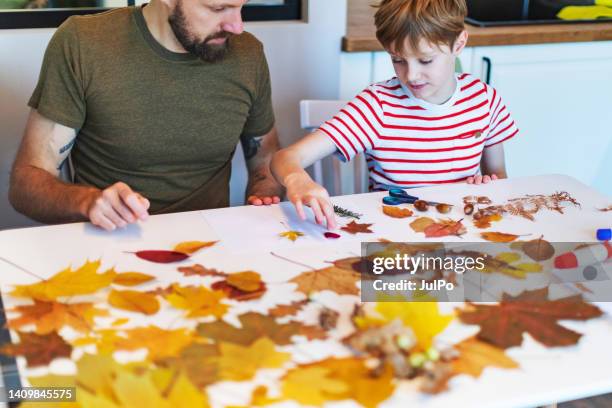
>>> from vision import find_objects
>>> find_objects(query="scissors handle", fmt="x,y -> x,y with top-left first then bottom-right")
383,195 -> 417,206
388,188 -> 419,201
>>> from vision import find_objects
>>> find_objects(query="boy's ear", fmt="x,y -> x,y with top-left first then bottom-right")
453,30 -> 469,55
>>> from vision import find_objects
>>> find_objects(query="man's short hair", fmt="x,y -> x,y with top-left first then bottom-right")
374,0 -> 467,54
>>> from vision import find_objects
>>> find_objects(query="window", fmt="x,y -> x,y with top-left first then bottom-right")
0,0 -> 302,29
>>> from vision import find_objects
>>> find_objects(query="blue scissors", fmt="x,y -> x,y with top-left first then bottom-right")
382,188 -> 442,206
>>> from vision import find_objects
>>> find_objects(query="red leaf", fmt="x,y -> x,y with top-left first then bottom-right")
131,250 -> 190,263
324,232 -> 341,239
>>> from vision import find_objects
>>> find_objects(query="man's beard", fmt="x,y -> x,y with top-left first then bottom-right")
168,2 -> 231,63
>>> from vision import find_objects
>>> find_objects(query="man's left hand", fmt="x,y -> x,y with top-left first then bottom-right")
247,195 -> 281,206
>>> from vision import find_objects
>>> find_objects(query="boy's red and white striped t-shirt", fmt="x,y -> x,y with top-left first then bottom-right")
319,73 -> 518,189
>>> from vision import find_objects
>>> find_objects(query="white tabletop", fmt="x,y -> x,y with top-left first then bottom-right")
0,174 -> 611,408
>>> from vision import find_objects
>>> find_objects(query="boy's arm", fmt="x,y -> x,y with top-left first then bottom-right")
467,144 -> 508,184
270,130 -> 338,229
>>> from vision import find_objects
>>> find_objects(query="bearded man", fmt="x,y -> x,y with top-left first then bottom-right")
9,0 -> 283,231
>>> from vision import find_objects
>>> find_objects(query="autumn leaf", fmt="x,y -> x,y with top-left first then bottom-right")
111,318 -> 130,327
423,219 -> 466,238
281,358 -> 395,408
452,337 -> 519,377
279,230 -> 304,242
458,288 -> 603,349
281,366 -> 348,406
0,331 -> 71,367
173,240 -> 218,254
269,299 -> 309,317
382,206 -> 413,219
226,271 -> 262,292
481,252 -> 542,279
218,337 -> 291,381
113,326 -> 195,360
165,284 -> 228,318
358,302 -> 454,352
11,260 -> 115,301
156,343 -> 219,389
410,217 -> 435,233
341,221 -> 374,235
108,289 -> 160,315
112,272 -> 155,287
177,264 -> 226,277
290,266 -> 360,296
73,354 -> 210,408
197,312 -> 310,346
211,280 -> 266,301
522,236 -> 555,261
131,250 -> 190,263
8,300 -> 108,334
474,213 -> 503,229
480,232 -> 521,243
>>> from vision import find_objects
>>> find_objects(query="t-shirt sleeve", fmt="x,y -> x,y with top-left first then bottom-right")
241,45 -> 275,138
485,86 -> 519,148
318,86 -> 381,162
28,17 -> 86,130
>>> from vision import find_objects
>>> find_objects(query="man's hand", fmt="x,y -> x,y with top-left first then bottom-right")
247,195 -> 281,206
242,127 -> 284,206
467,174 -> 499,185
84,182 -> 150,231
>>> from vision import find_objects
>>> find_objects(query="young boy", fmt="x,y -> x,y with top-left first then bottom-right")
271,0 -> 518,229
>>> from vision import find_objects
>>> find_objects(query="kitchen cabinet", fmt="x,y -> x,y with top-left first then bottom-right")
470,41 -> 612,195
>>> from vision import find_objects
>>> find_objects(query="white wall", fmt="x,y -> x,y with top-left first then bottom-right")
0,0 -> 347,230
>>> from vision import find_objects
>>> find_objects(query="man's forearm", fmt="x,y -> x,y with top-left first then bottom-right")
246,163 -> 285,199
9,165 -> 98,224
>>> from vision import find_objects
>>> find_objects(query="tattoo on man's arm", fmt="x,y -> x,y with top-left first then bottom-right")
241,135 -> 263,160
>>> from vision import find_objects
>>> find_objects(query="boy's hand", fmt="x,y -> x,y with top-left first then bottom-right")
247,195 -> 281,206
467,174 -> 498,185
285,173 -> 337,230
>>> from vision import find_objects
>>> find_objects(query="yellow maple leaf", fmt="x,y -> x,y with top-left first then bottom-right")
173,241 -> 218,255
482,252 -> 543,279
218,337 -> 291,381
112,326 -> 195,361
11,260 -> 116,301
281,366 -> 348,406
279,230 -> 304,242
372,302 -> 454,352
108,289 -> 160,315
165,284 -> 228,318
452,337 -> 519,378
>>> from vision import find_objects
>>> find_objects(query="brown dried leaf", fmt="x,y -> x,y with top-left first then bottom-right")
382,206 -> 413,219
290,266 -> 360,296
474,213 -> 503,229
452,337 -> 519,377
458,288 -> 602,349
211,280 -> 266,301
269,300 -> 309,317
177,264 -> 227,277
341,221 -> 374,235
0,331 -> 72,367
523,236 -> 555,261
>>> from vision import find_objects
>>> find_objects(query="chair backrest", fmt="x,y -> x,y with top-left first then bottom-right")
299,100 -> 369,196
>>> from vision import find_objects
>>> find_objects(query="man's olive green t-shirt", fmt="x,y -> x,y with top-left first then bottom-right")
29,6 -> 275,213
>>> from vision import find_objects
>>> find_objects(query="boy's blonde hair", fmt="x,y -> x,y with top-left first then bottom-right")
375,0 -> 467,54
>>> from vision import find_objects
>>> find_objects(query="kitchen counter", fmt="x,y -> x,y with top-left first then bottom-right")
344,1 -> 612,52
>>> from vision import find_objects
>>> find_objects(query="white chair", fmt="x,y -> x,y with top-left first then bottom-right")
299,100 -> 369,196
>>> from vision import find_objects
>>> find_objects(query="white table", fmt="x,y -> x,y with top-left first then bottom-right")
0,174 -> 611,408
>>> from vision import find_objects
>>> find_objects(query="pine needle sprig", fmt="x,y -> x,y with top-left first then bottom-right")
333,205 -> 362,220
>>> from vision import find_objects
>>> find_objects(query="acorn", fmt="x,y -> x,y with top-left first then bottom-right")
473,210 -> 484,220
413,200 -> 429,212
464,203 -> 474,215
477,196 -> 492,205
435,203 -> 452,214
